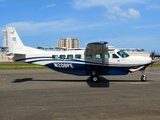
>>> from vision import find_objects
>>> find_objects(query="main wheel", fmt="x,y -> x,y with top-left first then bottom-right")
141,75 -> 147,82
91,75 -> 100,83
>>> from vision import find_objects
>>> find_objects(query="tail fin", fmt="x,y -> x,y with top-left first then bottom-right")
7,27 -> 24,54
7,27 -> 44,54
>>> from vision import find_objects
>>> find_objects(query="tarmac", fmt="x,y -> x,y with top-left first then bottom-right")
0,68 -> 160,120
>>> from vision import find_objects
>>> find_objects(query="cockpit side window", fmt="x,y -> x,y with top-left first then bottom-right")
112,54 -> 119,58
117,50 -> 129,58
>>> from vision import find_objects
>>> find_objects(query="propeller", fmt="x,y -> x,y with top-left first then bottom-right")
151,51 -> 155,60
150,50 -> 155,71
150,50 -> 159,71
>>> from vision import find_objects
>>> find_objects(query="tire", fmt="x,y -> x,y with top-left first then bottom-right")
91,75 -> 100,83
141,75 -> 147,82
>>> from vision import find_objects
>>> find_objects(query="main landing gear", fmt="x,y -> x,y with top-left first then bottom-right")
141,69 -> 147,82
90,70 -> 100,83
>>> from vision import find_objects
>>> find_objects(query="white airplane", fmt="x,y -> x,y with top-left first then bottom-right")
7,27 -> 152,83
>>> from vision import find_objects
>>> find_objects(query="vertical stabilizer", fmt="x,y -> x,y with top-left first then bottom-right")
7,27 -> 24,54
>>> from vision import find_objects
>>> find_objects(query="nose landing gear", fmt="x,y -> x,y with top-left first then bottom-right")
141,74 -> 147,81
141,70 -> 147,82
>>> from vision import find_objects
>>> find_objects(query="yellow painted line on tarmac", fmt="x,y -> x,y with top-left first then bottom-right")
0,84 -> 4,86
129,82 -> 150,84
0,78 -> 6,86
0,78 -> 6,80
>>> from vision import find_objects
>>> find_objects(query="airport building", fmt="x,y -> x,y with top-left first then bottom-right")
0,29 -> 12,62
3,30 -> 8,47
1,29 -> 9,52
58,38 -> 79,49
37,38 -> 80,51
0,52 -> 11,62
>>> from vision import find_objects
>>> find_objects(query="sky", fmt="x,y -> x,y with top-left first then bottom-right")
0,0 -> 160,53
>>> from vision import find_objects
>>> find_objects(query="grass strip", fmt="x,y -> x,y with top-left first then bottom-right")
0,64 -> 48,70
149,63 -> 160,67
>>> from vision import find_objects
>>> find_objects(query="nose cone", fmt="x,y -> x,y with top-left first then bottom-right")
129,56 -> 152,65
140,56 -> 152,64
145,57 -> 152,64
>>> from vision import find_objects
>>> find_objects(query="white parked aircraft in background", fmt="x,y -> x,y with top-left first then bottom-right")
7,27 -> 152,83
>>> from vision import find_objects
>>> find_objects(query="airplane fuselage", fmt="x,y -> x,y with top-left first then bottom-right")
13,49 -> 151,76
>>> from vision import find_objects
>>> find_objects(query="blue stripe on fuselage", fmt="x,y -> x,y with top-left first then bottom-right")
45,63 -> 129,76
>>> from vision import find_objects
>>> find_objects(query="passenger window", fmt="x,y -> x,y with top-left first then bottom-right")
96,54 -> 102,59
52,55 -> 58,60
86,54 -> 92,59
60,55 -> 66,59
105,53 -> 110,58
67,55 -> 73,60
75,54 -> 81,59
112,54 -> 119,58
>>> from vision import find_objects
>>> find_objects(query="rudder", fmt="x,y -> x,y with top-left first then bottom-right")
7,27 -> 24,54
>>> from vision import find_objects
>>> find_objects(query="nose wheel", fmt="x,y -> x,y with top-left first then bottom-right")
141,75 -> 147,81
141,70 -> 147,82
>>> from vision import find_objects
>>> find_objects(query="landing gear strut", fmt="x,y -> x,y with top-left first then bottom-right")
141,70 -> 147,82
91,70 -> 100,83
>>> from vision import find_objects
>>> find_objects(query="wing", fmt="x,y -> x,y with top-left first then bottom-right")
85,41 -> 108,66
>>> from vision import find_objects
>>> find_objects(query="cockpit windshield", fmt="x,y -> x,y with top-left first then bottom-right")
117,50 -> 129,58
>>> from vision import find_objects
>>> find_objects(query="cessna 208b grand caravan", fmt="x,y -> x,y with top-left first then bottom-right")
7,27 -> 152,83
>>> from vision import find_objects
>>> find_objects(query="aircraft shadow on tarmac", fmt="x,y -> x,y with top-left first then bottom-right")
11,77 -> 145,88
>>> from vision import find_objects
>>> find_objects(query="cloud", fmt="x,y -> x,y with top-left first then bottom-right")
3,20 -> 76,36
72,0 -> 142,20
134,24 -> 160,29
145,1 -> 160,10
149,5 -> 160,10
107,36 -> 160,52
40,4 -> 56,10
1,19 -> 108,36
72,0 -> 143,9
107,6 -> 140,20
128,8 -> 140,19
